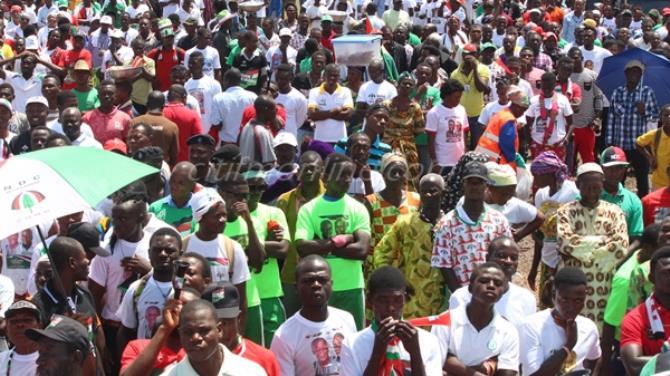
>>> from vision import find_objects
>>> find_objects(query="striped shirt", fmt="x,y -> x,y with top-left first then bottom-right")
606,84 -> 659,150
334,133 -> 392,171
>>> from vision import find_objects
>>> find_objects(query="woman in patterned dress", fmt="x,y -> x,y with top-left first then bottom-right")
383,72 -> 425,189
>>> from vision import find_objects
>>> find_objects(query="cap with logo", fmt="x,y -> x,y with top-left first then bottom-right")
463,161 -> 489,181
26,96 -> 49,108
279,28 -> 293,38
26,315 -> 90,358
321,14 -> 333,22
74,60 -> 90,71
100,15 -> 113,25
600,146 -> 629,167
5,300 -> 41,322
486,162 -> 517,187
190,188 -> 225,223
480,42 -> 496,52
201,281 -> 241,319
186,134 -> 216,147
625,59 -> 645,72
67,222 -> 110,257
103,138 -> 127,155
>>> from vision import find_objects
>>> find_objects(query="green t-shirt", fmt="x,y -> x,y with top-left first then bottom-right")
299,57 -> 312,74
628,260 -> 653,311
72,88 -> 100,112
148,196 -> 193,236
603,251 -> 639,339
599,183 -> 644,237
226,44 -> 241,66
102,2 -> 126,28
294,194 -> 371,291
409,86 -> 441,145
249,204 -> 290,299
408,32 -> 421,47
224,218 -> 261,307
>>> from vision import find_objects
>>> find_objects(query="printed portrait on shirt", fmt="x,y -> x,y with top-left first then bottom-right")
317,215 -> 350,239
311,337 -> 338,376
445,118 -> 463,143
2,231 -> 33,269
144,305 -> 161,335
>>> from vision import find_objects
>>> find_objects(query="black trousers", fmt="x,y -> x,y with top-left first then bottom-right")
624,148 -> 650,198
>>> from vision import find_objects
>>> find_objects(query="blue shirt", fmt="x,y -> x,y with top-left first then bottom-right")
606,83 -> 659,150
561,11 -> 584,43
334,134 -> 392,171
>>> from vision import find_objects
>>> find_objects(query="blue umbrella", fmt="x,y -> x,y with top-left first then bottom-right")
596,47 -> 670,107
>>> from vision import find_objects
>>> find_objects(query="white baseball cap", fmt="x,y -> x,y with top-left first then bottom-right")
190,188 -> 225,223
279,28 -> 292,38
273,131 -> 298,148
25,96 -> 49,108
100,15 -> 113,25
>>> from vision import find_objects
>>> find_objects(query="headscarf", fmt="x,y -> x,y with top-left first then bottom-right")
530,151 -> 568,184
443,152 -> 490,213
380,152 -> 408,174
397,71 -> 415,84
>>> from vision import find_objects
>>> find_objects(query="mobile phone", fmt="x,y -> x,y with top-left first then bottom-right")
173,260 -> 190,300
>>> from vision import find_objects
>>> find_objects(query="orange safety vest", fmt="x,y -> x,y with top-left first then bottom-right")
475,108 -> 519,167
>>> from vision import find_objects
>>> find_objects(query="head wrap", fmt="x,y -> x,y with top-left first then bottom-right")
307,140 -> 335,161
508,85 -> 530,107
530,151 -> 569,184
380,152 -> 408,174
443,152 -> 490,212
397,71 -> 415,84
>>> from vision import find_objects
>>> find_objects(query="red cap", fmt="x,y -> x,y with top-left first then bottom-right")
543,32 -> 558,41
534,26 -> 544,35
10,5 -> 22,12
462,43 -> 478,53
103,138 -> 127,155
663,7 -> 670,17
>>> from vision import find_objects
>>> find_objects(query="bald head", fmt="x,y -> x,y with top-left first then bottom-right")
147,90 -> 166,111
419,173 -> 445,190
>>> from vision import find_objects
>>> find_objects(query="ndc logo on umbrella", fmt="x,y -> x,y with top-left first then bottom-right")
11,191 -> 46,211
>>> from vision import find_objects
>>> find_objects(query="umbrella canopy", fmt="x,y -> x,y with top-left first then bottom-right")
0,147 -> 158,239
596,47 -> 670,107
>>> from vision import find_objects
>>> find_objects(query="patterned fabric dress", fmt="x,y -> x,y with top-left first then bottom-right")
383,100 -> 425,188
364,191 -> 420,277
557,200 -> 629,329
373,212 -> 445,318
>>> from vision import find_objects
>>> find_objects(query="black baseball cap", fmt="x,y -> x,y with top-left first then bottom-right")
26,315 -> 90,358
187,134 -> 216,148
67,222 -> 110,257
201,281 -> 241,319
462,161 -> 489,182
212,144 -> 241,163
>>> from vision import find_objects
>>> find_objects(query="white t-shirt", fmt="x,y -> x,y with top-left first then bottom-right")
431,306 -> 520,371
182,234 -> 250,285
348,170 -> 386,195
271,307 -> 357,376
449,283 -> 537,326
185,76 -> 223,133
308,85 -> 354,143
0,350 -> 38,376
101,46 -> 134,74
0,222 -> 51,296
47,120 -> 95,139
0,275 -> 14,318
117,276 -> 173,339
519,309 -> 601,375
478,101 -> 509,126
526,93 -> 573,145
356,80 -> 398,106
276,88 -> 308,137
534,180 -> 579,268
184,46 -> 222,79
578,46 -> 612,75
161,344 -> 266,376
89,236 -> 151,321
488,197 -> 538,225
211,86 -> 257,143
125,4 -> 149,19
341,326 -> 445,375
425,103 -> 469,167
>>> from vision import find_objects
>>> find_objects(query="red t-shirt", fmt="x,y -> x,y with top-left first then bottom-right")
239,104 -> 287,137
61,48 -> 93,89
233,338 -> 280,376
620,297 -> 670,356
119,339 -> 186,373
147,47 -> 185,92
163,102 -> 204,162
642,188 -> 670,226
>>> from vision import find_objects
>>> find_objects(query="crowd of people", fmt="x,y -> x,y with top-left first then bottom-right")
0,0 -> 670,374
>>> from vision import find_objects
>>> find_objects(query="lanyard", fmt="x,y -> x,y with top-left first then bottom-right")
6,349 -> 13,376
44,285 -> 78,313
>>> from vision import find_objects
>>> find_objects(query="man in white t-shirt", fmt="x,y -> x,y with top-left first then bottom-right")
117,228 -> 181,356
355,58 -> 398,118
449,236 -> 537,326
0,301 -> 41,375
211,68 -> 258,144
275,64 -> 308,138
307,64 -> 354,143
184,28 -> 222,82
182,188 -> 251,312
89,183 -> 154,365
341,266 -> 444,375
426,78 -> 469,177
525,72 -> 574,160
184,50 -> 222,133
432,262 -> 520,375
163,300 -> 266,376
578,27 -> 612,75
519,267 -> 601,375
271,255 -> 357,375
266,28 -> 298,80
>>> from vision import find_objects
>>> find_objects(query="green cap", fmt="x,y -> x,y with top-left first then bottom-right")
160,27 -> 174,37
480,42 -> 496,51
57,0 -> 68,8
321,14 -> 333,22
